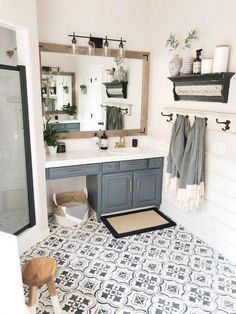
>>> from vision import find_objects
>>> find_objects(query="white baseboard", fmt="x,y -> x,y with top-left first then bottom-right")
17,226 -> 50,254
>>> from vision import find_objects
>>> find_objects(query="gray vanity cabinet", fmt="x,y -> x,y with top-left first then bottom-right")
101,172 -> 133,214
46,157 -> 164,218
97,158 -> 163,217
101,168 -> 162,215
133,169 -> 162,208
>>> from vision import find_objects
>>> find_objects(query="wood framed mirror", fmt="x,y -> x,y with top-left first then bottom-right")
39,42 -> 150,138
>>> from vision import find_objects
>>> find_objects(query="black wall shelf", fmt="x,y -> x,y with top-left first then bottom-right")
103,81 -> 128,98
168,72 -> 234,103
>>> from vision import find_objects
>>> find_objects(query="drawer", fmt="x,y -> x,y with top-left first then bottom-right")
119,159 -> 147,171
102,162 -> 118,173
149,158 -> 163,169
46,163 -> 100,180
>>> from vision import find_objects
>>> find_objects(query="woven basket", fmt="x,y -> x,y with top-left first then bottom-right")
54,191 -> 87,217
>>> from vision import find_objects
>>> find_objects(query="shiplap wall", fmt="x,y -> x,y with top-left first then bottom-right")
160,130 -> 236,263
148,0 -> 236,263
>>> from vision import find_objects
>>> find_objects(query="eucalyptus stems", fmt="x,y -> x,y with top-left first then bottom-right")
166,30 -> 198,51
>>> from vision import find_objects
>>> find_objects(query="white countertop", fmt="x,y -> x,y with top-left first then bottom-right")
45,146 -> 166,168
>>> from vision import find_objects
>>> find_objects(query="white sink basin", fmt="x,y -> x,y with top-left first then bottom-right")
108,147 -> 141,155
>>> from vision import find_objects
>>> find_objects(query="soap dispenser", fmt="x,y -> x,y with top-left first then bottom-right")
100,131 -> 108,150
193,49 -> 203,74
92,132 -> 100,150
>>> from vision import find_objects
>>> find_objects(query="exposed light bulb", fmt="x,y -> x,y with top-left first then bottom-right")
104,36 -> 110,57
119,37 -> 125,58
88,35 -> 95,56
71,32 -> 77,55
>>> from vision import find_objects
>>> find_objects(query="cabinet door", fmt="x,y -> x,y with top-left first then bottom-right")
101,173 -> 133,214
133,169 -> 162,208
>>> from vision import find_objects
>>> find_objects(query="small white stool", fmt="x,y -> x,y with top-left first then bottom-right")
22,257 -> 61,314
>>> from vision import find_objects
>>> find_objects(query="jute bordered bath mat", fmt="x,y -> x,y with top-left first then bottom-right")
101,207 -> 176,238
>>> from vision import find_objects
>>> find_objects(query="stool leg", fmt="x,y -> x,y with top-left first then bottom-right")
47,279 -> 61,314
28,286 -> 38,314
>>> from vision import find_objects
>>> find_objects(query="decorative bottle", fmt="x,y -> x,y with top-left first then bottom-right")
100,131 -> 108,150
92,132 -> 100,150
193,49 -> 203,74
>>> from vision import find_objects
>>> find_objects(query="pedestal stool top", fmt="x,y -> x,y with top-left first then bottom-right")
22,257 -> 57,287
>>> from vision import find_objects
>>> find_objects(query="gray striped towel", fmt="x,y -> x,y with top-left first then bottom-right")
166,115 -> 190,191
177,117 -> 206,209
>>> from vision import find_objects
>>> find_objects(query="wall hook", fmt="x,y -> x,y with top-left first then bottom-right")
161,112 -> 173,122
177,114 -> 189,118
216,118 -> 231,131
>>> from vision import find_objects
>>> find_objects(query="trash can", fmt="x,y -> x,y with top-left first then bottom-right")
53,191 -> 88,227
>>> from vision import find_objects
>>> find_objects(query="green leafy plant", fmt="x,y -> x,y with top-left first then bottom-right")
166,33 -> 180,51
183,30 -> 198,49
62,102 -> 76,115
166,30 -> 198,51
80,84 -> 87,90
44,117 -> 59,147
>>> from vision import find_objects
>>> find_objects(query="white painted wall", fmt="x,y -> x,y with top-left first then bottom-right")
0,26 -> 17,65
36,0 -> 150,51
0,0 -> 49,253
148,0 -> 236,262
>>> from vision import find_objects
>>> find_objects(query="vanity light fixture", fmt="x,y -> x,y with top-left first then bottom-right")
68,33 -> 126,57
42,66 -> 60,72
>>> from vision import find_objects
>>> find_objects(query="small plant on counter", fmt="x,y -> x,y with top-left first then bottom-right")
44,117 -> 59,147
62,102 -> 77,115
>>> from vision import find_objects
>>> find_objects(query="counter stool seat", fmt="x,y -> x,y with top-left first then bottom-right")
22,257 -> 61,314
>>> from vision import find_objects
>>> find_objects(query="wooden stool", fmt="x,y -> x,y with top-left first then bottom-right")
22,257 -> 61,314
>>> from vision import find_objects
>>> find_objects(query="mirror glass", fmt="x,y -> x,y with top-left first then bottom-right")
41,51 -> 143,132
42,71 -> 75,112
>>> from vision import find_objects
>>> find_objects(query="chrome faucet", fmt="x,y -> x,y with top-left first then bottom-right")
115,135 -> 126,148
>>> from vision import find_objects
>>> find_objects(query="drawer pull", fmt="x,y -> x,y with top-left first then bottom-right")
68,168 -> 82,172
129,179 -> 132,192
127,162 -> 140,166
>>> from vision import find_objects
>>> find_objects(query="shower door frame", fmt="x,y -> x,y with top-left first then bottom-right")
0,64 -> 36,235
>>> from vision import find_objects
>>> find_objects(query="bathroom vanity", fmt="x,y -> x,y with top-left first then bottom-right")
45,148 -> 164,218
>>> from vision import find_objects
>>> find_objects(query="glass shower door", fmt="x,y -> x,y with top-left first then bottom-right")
0,64 -> 35,235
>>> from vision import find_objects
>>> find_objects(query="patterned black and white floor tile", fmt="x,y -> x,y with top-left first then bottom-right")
21,211 -> 236,314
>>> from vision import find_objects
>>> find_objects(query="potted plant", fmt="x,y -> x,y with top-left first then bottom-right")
62,102 -> 76,119
44,117 -> 59,154
166,30 -> 198,76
